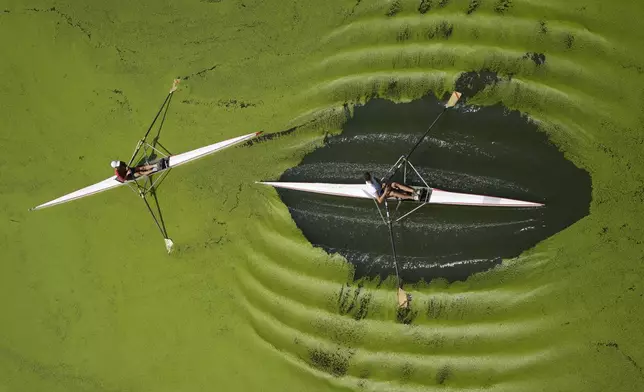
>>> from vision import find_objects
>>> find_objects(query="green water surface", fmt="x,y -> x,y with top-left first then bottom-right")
2,0 -> 644,391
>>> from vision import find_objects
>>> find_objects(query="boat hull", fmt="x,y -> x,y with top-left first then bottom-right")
258,182 -> 543,208
31,132 -> 261,210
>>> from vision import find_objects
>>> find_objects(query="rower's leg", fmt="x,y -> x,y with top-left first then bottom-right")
139,168 -> 156,176
390,190 -> 415,200
391,182 -> 416,194
133,168 -> 155,178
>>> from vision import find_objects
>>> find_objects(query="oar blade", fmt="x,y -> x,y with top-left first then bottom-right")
170,78 -> 180,93
165,238 -> 174,253
445,91 -> 462,108
398,288 -> 410,308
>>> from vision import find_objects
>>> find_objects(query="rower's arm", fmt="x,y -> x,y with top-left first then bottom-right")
375,192 -> 386,204
375,183 -> 391,204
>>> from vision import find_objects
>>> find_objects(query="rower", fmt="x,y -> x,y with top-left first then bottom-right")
363,172 -> 418,204
110,160 -> 156,182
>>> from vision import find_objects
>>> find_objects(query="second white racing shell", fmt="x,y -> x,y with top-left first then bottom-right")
258,182 -> 543,208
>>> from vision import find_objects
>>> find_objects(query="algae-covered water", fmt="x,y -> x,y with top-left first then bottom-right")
2,0 -> 644,391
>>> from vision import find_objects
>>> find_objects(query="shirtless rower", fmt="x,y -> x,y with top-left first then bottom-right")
363,172 -> 418,204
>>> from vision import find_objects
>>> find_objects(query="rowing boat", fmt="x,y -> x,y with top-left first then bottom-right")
257,181 -> 543,208
31,79 -> 262,253
32,132 -> 260,211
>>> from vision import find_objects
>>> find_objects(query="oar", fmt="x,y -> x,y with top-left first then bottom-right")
383,91 -> 462,182
127,79 -> 181,167
381,92 -> 461,308
404,91 -> 461,162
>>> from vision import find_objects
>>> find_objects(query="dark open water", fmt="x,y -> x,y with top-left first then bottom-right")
275,93 -> 591,282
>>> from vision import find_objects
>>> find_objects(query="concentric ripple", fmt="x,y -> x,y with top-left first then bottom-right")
239,1 -> 644,390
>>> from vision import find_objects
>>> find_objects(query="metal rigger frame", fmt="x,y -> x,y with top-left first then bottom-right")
123,84 -> 178,253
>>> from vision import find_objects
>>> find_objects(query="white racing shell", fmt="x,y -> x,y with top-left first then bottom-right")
31,132 -> 261,210
258,182 -> 543,208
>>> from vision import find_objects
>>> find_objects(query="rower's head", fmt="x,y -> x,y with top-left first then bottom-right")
110,161 -> 120,168
364,172 -> 372,182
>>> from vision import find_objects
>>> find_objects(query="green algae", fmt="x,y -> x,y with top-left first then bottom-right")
1,0 -> 644,391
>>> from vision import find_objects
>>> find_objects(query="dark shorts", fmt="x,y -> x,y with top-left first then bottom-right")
379,181 -> 392,195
